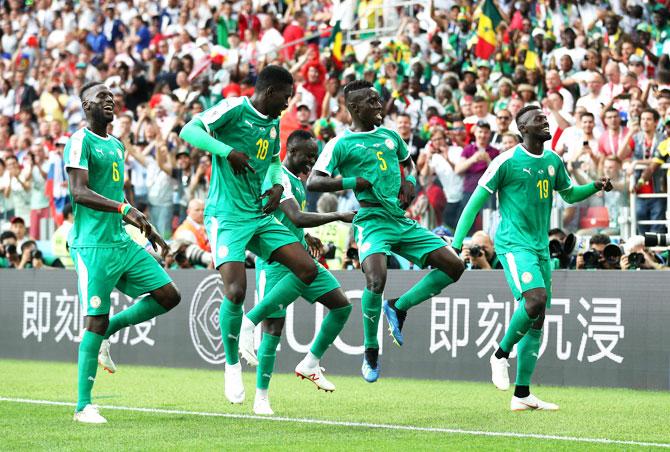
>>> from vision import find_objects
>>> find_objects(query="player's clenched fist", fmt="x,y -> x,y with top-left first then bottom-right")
355,177 -> 372,191
227,150 -> 256,175
595,177 -> 613,192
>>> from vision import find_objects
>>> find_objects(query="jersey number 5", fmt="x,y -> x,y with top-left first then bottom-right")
537,179 -> 549,199
376,151 -> 387,171
112,162 -> 120,182
256,139 -> 269,160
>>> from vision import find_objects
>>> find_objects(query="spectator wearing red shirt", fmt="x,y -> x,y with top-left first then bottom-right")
301,60 -> 327,119
238,0 -> 260,42
282,11 -> 307,61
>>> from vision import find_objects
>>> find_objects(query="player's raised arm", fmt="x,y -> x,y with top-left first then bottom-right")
451,186 -> 491,253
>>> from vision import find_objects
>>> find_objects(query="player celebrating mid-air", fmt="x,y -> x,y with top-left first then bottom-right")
250,130 -> 354,415
65,82 -> 181,424
179,65 -> 351,404
307,80 -> 464,382
452,105 -> 612,411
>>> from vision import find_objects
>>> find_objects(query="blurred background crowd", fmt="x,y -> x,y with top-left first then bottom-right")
1,0 -> 670,271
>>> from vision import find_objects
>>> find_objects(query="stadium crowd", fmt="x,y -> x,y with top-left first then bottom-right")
0,0 -> 669,270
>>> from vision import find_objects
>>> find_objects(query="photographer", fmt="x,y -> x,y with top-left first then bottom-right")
576,233 -> 622,270
167,239 -> 213,270
17,240 -> 46,270
620,235 -> 664,271
462,231 -> 502,270
342,239 -> 360,270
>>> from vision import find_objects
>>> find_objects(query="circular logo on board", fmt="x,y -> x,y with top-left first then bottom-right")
548,165 -> 555,177
270,127 -> 277,139
521,272 -> 533,284
90,296 -> 101,309
217,245 -> 229,259
385,138 -> 395,150
189,274 -> 226,364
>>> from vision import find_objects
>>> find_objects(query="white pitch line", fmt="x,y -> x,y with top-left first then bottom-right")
2,397 -> 669,449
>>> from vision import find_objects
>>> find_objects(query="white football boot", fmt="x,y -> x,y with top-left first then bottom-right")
490,353 -> 510,390
73,404 -> 107,424
511,394 -> 559,411
294,359 -> 335,392
224,361 -> 245,404
253,389 -> 274,415
98,339 -> 116,374
238,316 -> 259,366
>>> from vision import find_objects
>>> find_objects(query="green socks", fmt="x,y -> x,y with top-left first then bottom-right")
256,333 -> 281,390
247,273 -> 308,325
310,304 -> 352,358
362,289 -> 382,349
499,299 -> 538,353
515,328 -> 542,386
76,330 -> 104,411
395,269 -> 454,311
104,296 -> 168,339
220,298 -> 243,365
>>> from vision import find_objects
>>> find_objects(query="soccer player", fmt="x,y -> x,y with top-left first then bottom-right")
307,80 -> 464,382
251,130 -> 354,415
452,105 -> 612,411
65,82 -> 181,424
179,65 -> 350,404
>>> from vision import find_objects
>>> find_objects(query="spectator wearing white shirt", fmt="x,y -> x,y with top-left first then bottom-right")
557,111 -> 600,162
576,72 -> 607,132
545,70 -> 574,113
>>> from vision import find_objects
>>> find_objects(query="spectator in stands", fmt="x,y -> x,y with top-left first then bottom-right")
1,156 -> 30,225
26,144 -> 50,240
456,122 -> 498,205
599,108 -> 632,158
490,109 -> 513,148
174,198 -> 210,253
52,203 -> 74,269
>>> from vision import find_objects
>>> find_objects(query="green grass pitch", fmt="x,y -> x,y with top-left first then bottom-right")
1,359 -> 669,450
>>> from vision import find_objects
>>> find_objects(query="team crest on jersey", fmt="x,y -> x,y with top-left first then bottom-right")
270,127 -> 277,139
385,138 -> 395,150
521,272 -> 533,284
548,165 -> 555,176
217,245 -> 229,259
90,296 -> 101,309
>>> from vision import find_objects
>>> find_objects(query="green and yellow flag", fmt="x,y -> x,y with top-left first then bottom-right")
524,36 -> 539,69
329,21 -> 343,68
474,0 -> 503,60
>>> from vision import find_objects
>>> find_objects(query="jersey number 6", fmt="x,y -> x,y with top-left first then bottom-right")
256,138 -> 269,160
112,162 -> 120,182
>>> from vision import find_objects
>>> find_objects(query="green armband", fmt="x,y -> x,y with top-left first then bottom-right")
342,177 -> 356,190
405,174 -> 417,186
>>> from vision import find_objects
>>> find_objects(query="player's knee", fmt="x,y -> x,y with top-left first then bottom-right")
524,292 -> 547,317
296,260 -> 318,285
449,258 -> 466,281
224,283 -> 246,303
366,275 -> 386,293
264,318 -> 285,336
164,285 -> 181,310
86,315 -> 109,336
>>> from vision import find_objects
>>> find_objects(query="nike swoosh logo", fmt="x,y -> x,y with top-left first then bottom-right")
518,400 -> 539,409
227,334 -> 239,340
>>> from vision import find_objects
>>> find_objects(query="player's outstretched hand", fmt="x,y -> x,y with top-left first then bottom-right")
355,177 -> 372,192
398,179 -> 416,209
260,184 -> 283,214
147,226 -> 169,260
595,177 -> 613,192
339,211 -> 356,223
305,233 -> 323,259
227,150 -> 256,175
124,207 -> 152,237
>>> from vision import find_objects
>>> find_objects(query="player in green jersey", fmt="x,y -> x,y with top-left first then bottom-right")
65,82 -> 181,424
452,105 -> 612,411
251,130 -> 355,415
179,66 -> 351,404
307,80 -> 465,382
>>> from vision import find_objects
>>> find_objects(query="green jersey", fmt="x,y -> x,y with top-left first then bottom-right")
261,166 -> 308,249
197,96 -> 281,220
64,128 -> 131,248
314,127 -> 410,217
478,145 -> 572,255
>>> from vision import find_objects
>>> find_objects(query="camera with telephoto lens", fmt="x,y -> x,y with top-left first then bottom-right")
644,233 -> 669,247
171,241 -> 212,267
583,243 -> 622,269
549,233 -> 576,269
30,249 -> 43,260
469,245 -> 483,258
346,247 -> 359,260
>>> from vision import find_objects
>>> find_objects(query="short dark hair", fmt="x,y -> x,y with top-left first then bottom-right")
604,107 -> 619,116
641,108 -> 660,122
255,65 -> 294,92
590,233 -> 611,246
580,111 -> 595,120
515,105 -> 541,125
472,96 -> 486,104
548,228 -> 566,238
396,112 -> 411,121
286,129 -> 315,151
343,80 -> 373,101
79,81 -> 103,99
20,240 -> 36,253
0,230 -> 16,242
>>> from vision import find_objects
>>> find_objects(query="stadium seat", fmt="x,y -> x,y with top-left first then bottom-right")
579,207 -> 610,229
